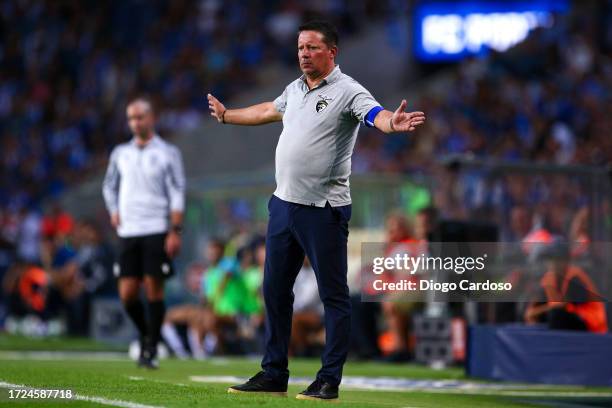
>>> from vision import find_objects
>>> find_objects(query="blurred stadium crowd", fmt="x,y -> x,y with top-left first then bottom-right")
354,1 -> 611,240
1,0 -> 611,357
0,0 -> 379,211
354,3 -> 612,172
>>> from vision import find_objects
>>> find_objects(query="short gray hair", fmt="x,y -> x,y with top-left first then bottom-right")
127,97 -> 155,114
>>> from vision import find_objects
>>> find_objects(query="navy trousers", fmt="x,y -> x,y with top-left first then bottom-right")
261,194 -> 352,386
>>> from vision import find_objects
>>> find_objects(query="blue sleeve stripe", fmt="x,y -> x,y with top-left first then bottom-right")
364,106 -> 384,127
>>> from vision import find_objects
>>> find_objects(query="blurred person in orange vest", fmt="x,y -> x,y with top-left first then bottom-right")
3,263 -> 48,315
524,238 -> 608,333
380,209 -> 435,362
501,205 -> 554,320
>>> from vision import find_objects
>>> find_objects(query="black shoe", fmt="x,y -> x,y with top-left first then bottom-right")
227,371 -> 287,396
137,338 -> 159,370
296,378 -> 339,401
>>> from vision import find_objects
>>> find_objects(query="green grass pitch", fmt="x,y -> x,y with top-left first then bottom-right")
1,336 -> 611,407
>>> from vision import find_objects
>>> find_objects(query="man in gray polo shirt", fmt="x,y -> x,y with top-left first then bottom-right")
208,20 -> 425,401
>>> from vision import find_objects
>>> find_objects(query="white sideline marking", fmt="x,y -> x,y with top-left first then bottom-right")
0,381 -> 164,408
125,375 -> 187,387
0,351 -> 127,361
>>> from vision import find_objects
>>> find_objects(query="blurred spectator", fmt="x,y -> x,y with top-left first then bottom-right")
163,237 -> 263,358
569,206 -> 591,258
15,206 -> 42,264
163,239 -> 224,359
524,238 -> 608,333
379,212 -> 424,362
2,263 -> 48,318
236,239 -> 265,348
46,242 -> 87,335
507,205 -> 534,242
414,206 -> 439,241
43,219 -> 114,337
241,240 -> 265,305
41,203 -> 74,241
72,220 -> 115,297
1,208 -> 114,336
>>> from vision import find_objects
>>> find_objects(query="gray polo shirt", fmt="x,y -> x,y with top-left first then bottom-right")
273,65 -> 380,207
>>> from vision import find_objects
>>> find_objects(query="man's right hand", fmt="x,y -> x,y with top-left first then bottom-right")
207,93 -> 226,123
110,213 -> 120,229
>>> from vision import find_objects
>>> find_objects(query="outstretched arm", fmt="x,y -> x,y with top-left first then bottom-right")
207,93 -> 282,126
373,100 -> 426,134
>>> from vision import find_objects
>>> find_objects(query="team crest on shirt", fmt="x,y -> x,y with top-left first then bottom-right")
315,95 -> 333,113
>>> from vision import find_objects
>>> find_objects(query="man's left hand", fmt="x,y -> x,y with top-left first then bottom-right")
165,231 -> 181,258
391,100 -> 426,132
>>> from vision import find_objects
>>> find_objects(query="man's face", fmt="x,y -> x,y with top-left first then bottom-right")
126,101 -> 154,138
298,30 -> 336,77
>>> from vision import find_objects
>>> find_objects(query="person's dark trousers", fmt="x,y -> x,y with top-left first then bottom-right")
261,195 -> 351,387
